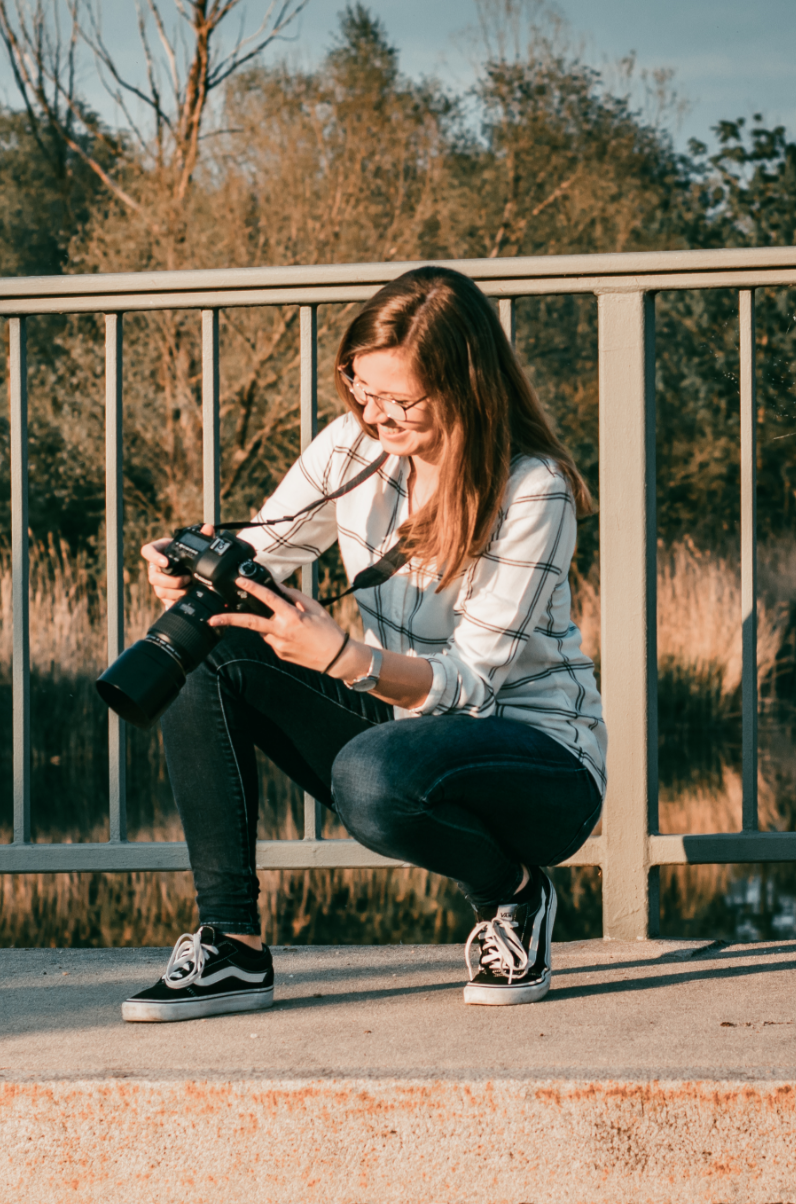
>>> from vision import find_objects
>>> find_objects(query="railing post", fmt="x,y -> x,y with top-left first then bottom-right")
105,313 -> 127,842
202,309 -> 220,526
300,304 -> 323,841
9,317 -> 30,845
498,298 -> 515,344
739,290 -> 758,831
598,291 -> 658,939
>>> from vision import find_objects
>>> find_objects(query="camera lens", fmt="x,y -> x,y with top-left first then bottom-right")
96,585 -> 225,729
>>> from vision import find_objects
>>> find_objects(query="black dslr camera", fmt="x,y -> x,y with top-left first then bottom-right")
96,526 -> 293,730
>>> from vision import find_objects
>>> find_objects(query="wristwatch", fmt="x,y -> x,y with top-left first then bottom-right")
347,647 -> 383,693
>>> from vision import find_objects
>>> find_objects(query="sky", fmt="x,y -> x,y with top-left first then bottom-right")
5,0 -> 795,153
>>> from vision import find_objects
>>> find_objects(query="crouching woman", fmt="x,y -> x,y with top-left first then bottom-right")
123,265 -> 606,1022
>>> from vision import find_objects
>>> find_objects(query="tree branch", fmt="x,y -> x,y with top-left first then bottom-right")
0,3 -> 48,157
144,0 -> 180,102
208,0 -> 310,90
0,0 -> 314,215
81,0 -> 173,127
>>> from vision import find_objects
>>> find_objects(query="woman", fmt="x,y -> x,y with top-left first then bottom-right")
123,266 -> 606,1022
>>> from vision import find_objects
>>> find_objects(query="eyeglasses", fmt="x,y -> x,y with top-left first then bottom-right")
338,368 -> 428,421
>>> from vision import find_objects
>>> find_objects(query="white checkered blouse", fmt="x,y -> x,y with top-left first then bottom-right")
243,412 -> 607,797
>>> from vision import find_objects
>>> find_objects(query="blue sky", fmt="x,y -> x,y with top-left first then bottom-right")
6,1 -> 794,153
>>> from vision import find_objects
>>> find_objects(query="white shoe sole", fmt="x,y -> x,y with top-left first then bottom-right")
122,985 -> 275,1022
463,968 -> 551,1006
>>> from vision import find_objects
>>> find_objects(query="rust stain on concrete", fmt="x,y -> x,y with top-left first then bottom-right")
3,1078 -> 796,1204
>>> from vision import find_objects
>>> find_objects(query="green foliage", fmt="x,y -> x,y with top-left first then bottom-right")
653,115 -> 796,542
0,105 -> 112,278
474,54 -> 690,258
6,7 -> 796,949
0,104 -> 117,552
709,117 -> 796,247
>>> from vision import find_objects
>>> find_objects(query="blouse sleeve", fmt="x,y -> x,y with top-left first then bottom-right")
413,462 -> 577,717
237,414 -> 365,583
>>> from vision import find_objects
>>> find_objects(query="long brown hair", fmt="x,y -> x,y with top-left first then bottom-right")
335,266 -> 593,589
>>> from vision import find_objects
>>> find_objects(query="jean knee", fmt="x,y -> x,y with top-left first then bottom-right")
331,728 -> 405,842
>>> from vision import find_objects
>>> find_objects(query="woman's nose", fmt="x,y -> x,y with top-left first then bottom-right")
362,397 -> 389,424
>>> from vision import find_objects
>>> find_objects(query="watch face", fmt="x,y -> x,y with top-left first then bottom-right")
348,647 -> 382,692
350,675 -> 377,693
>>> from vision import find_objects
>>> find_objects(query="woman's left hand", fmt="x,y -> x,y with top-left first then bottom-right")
207,578 -> 349,673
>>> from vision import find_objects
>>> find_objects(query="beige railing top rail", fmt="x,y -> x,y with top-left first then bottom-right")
3,246 -> 796,314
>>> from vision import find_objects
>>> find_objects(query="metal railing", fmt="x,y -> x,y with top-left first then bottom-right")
4,247 -> 796,939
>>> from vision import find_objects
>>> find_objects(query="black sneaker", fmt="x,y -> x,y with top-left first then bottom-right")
122,926 -> 275,1022
463,870 -> 557,1006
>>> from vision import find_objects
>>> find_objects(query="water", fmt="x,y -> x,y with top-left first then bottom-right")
2,670 -> 796,946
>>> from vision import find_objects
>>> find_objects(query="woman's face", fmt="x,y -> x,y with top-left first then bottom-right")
350,348 -> 439,461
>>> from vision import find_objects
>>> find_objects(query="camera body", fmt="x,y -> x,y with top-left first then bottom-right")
96,526 -> 293,730
162,524 -> 286,618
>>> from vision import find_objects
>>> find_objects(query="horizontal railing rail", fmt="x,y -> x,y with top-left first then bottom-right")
2,247 -> 793,938
3,247 -> 796,314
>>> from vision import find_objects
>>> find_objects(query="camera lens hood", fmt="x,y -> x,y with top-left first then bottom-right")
96,638 -> 187,730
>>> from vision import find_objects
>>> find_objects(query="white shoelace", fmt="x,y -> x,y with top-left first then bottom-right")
162,930 -> 219,990
465,914 -> 530,984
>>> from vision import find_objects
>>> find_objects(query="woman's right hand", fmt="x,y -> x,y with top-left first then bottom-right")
141,538 -> 191,606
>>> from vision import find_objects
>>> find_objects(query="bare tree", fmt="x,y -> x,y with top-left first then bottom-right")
0,0 -> 311,214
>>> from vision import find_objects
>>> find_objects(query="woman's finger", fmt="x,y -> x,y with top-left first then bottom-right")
151,579 -> 188,600
141,538 -> 173,569
148,563 -> 191,588
207,611 -> 273,635
155,588 -> 189,604
233,576 -> 297,616
274,583 -> 328,616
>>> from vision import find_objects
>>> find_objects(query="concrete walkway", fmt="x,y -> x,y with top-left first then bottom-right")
3,939 -> 796,1203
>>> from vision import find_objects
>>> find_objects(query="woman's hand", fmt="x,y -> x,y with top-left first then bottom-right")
208,577 -> 353,674
141,526 -> 214,607
208,574 -> 433,708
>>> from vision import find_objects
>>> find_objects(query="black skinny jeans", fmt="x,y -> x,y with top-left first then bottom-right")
160,629 -> 602,935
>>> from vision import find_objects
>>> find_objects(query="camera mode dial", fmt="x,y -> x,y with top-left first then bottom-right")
238,560 -> 261,579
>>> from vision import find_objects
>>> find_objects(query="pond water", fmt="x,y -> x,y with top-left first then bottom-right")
2,672 -> 796,947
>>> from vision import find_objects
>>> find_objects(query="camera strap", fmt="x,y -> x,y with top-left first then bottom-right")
322,539 -> 409,607
222,451 -> 389,532
223,451 -> 409,603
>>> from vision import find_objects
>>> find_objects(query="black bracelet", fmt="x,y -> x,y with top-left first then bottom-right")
322,630 -> 351,675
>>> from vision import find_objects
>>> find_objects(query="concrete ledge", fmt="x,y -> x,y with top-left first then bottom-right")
3,941 -> 796,1203
5,1076 -> 796,1204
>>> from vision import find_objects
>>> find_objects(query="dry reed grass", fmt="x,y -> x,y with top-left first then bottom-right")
5,536 -> 789,690
572,538 -> 791,696
0,537 -> 159,678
